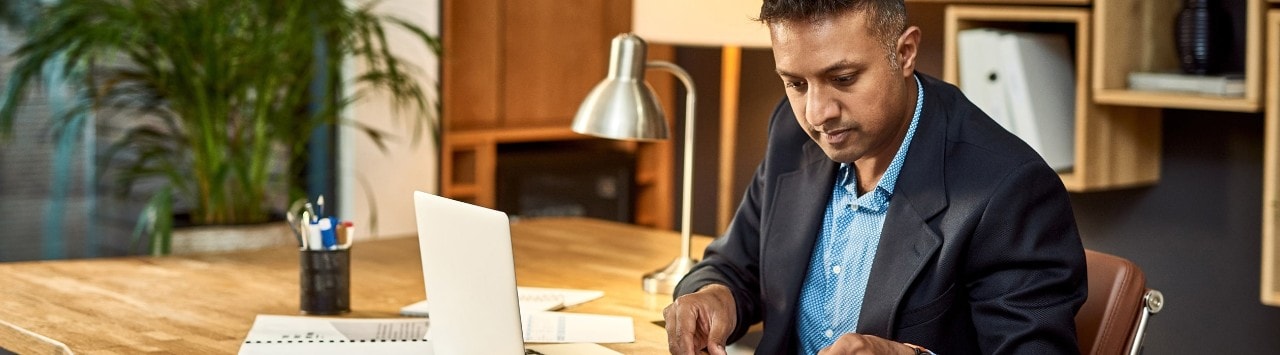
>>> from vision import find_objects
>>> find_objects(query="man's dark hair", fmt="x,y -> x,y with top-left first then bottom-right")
758,0 -> 908,67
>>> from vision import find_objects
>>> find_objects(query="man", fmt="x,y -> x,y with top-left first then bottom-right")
662,0 -> 1087,354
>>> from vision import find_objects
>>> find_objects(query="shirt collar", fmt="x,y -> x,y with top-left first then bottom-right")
838,74 -> 924,200
880,74 -> 925,196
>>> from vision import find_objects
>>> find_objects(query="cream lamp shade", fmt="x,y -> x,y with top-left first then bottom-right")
632,0 -> 772,48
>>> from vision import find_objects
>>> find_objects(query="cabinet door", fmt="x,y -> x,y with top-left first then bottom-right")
502,0 -> 632,128
444,0 -> 633,131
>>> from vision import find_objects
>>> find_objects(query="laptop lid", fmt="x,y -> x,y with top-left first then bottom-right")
414,191 -> 525,355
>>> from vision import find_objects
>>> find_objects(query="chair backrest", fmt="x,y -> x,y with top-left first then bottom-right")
1075,249 -> 1162,355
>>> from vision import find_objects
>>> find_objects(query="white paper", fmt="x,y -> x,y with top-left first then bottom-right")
238,315 -> 430,355
400,286 -> 605,317
526,343 -> 624,355
517,286 -> 606,309
521,312 -> 634,344
238,313 -> 631,354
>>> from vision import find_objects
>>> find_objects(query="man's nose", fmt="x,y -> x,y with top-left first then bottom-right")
805,86 -> 839,130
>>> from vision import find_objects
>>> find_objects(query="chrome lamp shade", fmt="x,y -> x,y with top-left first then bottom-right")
572,34 -> 669,141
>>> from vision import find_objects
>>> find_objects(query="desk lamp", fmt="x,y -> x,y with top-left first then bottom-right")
573,33 -> 698,294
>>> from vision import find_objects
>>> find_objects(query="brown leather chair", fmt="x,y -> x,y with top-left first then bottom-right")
1075,249 -> 1164,355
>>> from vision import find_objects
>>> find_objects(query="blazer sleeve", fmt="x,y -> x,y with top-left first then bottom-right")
964,158 -> 1088,354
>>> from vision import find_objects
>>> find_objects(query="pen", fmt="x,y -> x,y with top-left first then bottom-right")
303,211 -> 323,250
339,221 -> 355,249
319,217 -> 337,250
336,222 -> 347,246
298,210 -> 309,250
304,202 -> 318,223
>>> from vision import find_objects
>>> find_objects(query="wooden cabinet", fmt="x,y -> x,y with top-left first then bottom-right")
441,0 -> 676,228
942,5 -> 1162,191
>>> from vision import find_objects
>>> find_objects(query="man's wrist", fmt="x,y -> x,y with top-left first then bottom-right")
904,342 -> 934,355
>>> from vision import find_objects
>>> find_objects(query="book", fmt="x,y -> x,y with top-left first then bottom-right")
1127,71 -> 1245,97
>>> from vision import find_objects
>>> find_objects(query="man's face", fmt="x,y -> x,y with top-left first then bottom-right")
770,10 -> 916,164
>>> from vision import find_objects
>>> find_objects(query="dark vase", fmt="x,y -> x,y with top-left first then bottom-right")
1175,0 -> 1221,75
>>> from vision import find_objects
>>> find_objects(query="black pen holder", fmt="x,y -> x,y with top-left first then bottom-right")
299,248 -> 351,315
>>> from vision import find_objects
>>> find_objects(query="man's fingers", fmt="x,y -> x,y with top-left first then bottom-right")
820,333 -> 913,355
663,285 -> 737,355
706,343 -> 729,355
703,307 -> 732,355
666,300 -> 703,354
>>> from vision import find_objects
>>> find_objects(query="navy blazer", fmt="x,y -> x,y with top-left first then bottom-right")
675,73 -> 1087,354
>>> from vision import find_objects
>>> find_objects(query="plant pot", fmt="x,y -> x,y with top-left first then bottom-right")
170,222 -> 295,255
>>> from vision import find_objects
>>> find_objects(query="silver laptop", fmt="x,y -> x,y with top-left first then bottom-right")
413,191 -> 621,355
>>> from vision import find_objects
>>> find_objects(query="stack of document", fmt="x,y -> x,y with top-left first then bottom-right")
399,286 -> 605,316
239,287 -> 628,354
957,28 -> 1076,171
238,314 -> 630,354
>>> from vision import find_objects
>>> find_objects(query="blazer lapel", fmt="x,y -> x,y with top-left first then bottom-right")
760,141 -> 835,347
856,75 -> 949,337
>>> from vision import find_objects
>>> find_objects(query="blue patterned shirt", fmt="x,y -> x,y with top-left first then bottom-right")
796,75 -> 924,353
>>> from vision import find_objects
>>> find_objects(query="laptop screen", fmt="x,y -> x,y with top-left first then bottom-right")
414,191 -> 525,354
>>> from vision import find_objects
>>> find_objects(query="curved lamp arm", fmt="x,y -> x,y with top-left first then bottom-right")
641,60 -> 700,294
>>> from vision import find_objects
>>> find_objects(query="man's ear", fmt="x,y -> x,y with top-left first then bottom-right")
896,26 -> 921,77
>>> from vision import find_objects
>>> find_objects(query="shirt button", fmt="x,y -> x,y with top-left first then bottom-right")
824,329 -> 834,338
832,265 -> 842,274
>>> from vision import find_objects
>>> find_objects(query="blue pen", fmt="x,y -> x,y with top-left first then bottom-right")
319,217 -> 337,250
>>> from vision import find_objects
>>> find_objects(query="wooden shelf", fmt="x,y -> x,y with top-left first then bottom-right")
1260,8 -> 1280,307
944,5 -> 1161,191
1094,89 -> 1263,112
1092,0 -> 1264,112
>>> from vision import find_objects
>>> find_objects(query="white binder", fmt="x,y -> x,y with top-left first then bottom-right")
958,29 -> 1014,133
957,28 -> 1076,171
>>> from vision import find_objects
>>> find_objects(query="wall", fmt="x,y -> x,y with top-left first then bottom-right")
1073,109 -> 1280,352
674,47 -> 784,236
343,0 -> 440,240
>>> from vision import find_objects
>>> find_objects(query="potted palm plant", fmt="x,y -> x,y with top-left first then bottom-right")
0,0 -> 439,255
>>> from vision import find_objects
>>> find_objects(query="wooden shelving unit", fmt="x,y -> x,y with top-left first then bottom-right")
1093,0 -> 1265,112
1260,8 -> 1280,307
441,0 -> 675,229
943,5 -> 1161,192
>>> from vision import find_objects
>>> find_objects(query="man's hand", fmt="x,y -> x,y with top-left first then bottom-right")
819,333 -> 918,355
663,284 -> 737,355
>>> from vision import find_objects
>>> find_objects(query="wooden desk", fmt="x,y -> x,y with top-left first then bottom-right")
0,218 -> 711,354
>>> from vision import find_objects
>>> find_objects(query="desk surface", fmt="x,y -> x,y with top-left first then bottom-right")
0,217 -> 711,354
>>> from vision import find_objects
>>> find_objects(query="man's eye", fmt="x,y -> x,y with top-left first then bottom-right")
784,80 -> 807,89
833,75 -> 855,84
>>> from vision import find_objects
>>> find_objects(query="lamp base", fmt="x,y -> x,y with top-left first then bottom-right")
642,256 -> 699,294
